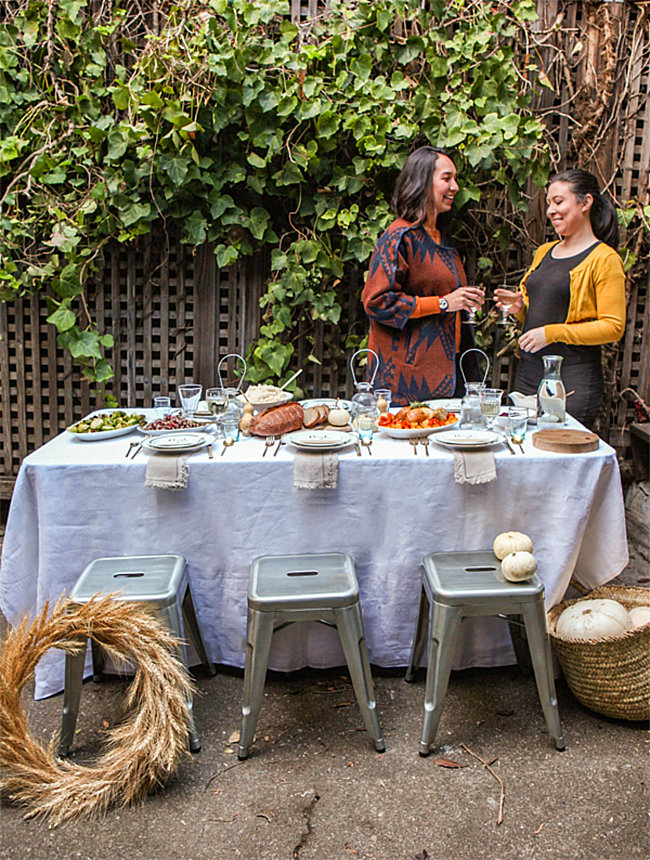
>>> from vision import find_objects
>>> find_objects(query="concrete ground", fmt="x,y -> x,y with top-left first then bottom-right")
0,526 -> 648,860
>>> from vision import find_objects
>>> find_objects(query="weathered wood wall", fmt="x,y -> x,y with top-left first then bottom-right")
1,0 -> 648,497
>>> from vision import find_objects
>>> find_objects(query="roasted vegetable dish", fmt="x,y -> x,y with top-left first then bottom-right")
378,404 -> 457,430
67,411 -> 144,433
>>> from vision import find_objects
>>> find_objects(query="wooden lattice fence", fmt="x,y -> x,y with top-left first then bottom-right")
1,0 -> 648,498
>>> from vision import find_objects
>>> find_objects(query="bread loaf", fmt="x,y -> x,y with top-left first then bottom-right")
250,402 -> 304,436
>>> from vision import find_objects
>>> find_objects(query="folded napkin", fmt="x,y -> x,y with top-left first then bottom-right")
145,454 -> 189,490
453,449 -> 497,485
293,450 -> 339,490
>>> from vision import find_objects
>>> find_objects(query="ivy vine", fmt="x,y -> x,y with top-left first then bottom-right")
0,0 -> 551,384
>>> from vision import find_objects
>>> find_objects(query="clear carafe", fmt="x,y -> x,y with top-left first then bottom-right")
537,355 -> 566,429
350,349 -> 379,425
458,348 -> 489,430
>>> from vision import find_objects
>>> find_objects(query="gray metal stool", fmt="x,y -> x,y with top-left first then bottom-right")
59,554 -> 215,756
405,550 -> 566,755
238,552 -> 385,759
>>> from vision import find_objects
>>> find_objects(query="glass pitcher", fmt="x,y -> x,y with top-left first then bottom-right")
537,355 -> 566,429
458,348 -> 489,430
350,349 -> 379,425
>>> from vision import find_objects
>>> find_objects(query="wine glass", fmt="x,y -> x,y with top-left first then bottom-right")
206,387 -> 229,436
463,285 -> 485,325
480,388 -> 503,430
177,384 -> 202,418
496,286 -> 519,325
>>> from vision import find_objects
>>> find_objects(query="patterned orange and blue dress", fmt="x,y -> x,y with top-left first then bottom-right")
362,218 -> 467,406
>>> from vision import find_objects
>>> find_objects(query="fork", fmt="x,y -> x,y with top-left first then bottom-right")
273,436 -> 284,457
125,440 -> 138,458
262,436 -> 275,457
361,437 -> 372,455
409,437 -> 419,455
420,437 -> 430,457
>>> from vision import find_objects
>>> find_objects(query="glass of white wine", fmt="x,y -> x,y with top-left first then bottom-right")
206,387 -> 229,436
480,388 -> 503,430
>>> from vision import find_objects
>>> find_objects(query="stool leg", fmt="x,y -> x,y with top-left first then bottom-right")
405,585 -> 430,683
522,599 -> 566,751
419,603 -> 463,757
162,603 -> 202,754
183,587 -> 216,676
90,639 -> 105,682
238,609 -> 275,760
335,604 -> 385,752
507,615 -> 532,675
59,641 -> 87,757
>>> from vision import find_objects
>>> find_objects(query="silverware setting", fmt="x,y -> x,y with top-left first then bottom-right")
130,442 -> 143,459
354,438 -> 362,456
125,440 -> 138,457
207,443 -> 214,459
514,439 -> 525,454
262,436 -> 275,457
273,436 -> 284,457
221,437 -> 234,456
421,437 -> 430,456
409,437 -> 419,455
361,437 -> 372,455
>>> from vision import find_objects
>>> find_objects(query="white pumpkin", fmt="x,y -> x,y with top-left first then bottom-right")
493,531 -> 533,560
629,606 -> 650,628
501,551 -> 537,582
328,407 -> 350,427
556,599 -> 632,640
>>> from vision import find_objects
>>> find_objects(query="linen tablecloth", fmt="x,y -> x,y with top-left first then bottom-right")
0,413 -> 628,698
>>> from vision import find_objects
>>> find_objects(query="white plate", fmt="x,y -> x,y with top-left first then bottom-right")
67,424 -> 139,442
430,429 -> 501,449
236,390 -> 293,412
300,398 -> 353,412
379,420 -> 459,439
144,432 -> 213,453
286,429 -> 353,450
425,398 -> 463,412
138,422 -> 215,436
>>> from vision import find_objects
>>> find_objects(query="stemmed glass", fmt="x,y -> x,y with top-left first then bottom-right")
480,388 -> 503,430
495,286 -> 519,325
463,285 -> 485,325
206,387 -> 229,436
178,384 -> 202,418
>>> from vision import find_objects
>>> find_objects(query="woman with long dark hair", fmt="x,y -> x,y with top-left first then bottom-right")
496,169 -> 626,428
362,147 -> 484,405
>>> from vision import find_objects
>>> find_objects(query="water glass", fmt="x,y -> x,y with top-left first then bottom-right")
508,407 -> 528,444
357,411 -> 375,442
206,387 -> 229,435
222,416 -> 240,442
178,384 -> 202,418
480,388 -> 503,429
153,396 -> 171,419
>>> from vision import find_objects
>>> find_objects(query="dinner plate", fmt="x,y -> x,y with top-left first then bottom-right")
144,432 -> 214,453
299,398 -> 354,412
67,424 -> 139,442
379,420 -> 459,439
138,422 -> 215,436
430,429 -> 501,449
425,398 -> 463,413
286,429 -> 353,451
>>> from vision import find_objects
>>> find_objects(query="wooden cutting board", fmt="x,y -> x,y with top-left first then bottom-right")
532,428 -> 600,453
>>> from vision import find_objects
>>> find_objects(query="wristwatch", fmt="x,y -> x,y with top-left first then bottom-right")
439,297 -> 449,312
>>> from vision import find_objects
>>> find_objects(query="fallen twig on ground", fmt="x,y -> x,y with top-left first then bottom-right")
461,743 -> 505,826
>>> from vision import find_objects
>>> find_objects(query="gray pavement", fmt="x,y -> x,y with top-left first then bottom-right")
1,527 -> 648,860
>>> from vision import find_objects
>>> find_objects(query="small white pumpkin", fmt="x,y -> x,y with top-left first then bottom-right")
556,599 -> 632,640
501,551 -> 537,582
629,606 -> 650,628
328,407 -> 350,427
493,531 -> 533,560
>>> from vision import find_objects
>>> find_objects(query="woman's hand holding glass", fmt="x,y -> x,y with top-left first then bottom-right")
445,286 -> 485,319
494,287 -> 523,322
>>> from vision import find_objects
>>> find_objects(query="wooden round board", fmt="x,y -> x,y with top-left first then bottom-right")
532,428 -> 599,453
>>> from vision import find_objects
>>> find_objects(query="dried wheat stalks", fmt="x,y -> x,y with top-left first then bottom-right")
0,595 -> 193,826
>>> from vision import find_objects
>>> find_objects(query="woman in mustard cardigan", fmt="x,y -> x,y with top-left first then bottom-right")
496,169 -> 626,428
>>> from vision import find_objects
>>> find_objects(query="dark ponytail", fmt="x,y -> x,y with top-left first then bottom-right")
550,168 -> 619,249
392,146 -> 453,234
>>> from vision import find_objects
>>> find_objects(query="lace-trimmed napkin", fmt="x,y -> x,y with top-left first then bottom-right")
293,450 -> 339,490
453,449 -> 497,485
145,455 -> 189,490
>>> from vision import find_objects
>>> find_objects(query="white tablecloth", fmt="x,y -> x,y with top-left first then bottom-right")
0,414 -> 628,699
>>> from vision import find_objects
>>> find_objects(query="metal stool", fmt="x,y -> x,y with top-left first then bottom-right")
405,550 -> 566,755
59,554 -> 215,756
238,552 -> 385,759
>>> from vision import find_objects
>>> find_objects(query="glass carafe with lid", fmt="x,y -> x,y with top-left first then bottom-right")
350,349 -> 380,425
217,353 -> 247,437
458,348 -> 489,430
537,354 -> 566,429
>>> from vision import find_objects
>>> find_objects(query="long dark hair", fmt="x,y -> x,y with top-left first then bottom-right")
392,146 -> 454,233
550,169 -> 619,249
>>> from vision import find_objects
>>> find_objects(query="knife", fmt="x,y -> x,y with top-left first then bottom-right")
354,439 -> 362,456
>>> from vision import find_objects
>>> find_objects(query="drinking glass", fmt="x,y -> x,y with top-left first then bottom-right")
178,384 -> 202,418
508,407 -> 528,444
153,396 -> 171,419
206,387 -> 229,435
357,411 -> 375,442
463,286 -> 485,325
480,388 -> 503,429
222,416 -> 240,442
498,287 -> 518,325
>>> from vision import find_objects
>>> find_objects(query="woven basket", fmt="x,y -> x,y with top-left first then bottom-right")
548,585 -> 650,721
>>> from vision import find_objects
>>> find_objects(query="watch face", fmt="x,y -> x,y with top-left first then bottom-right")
439,298 -> 448,311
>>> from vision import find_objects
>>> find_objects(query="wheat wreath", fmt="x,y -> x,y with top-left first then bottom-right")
0,594 -> 193,825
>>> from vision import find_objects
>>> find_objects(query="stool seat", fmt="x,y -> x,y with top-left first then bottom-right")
406,549 -> 566,756
238,552 -> 384,759
59,554 -> 214,757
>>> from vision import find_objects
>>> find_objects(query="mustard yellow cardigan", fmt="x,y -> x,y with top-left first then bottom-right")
516,241 -> 626,345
